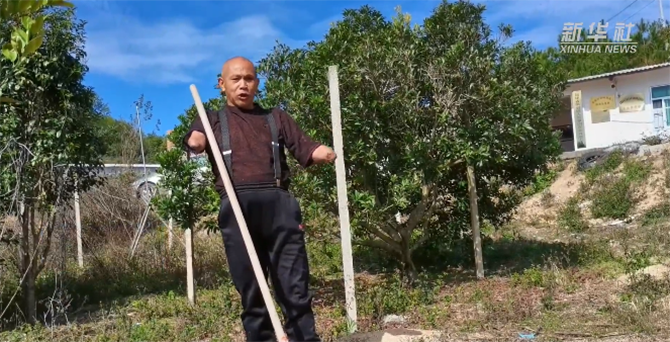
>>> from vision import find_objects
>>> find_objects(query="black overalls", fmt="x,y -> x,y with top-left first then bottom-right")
215,109 -> 321,342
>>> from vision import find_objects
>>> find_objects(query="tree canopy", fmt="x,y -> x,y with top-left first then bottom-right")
158,2 -> 669,278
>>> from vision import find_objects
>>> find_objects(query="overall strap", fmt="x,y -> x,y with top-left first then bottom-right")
265,112 -> 281,186
217,109 -> 233,176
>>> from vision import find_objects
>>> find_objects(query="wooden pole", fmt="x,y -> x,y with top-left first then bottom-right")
185,228 -> 195,305
327,65 -> 357,333
189,85 -> 288,342
166,132 -> 175,250
168,218 -> 173,250
74,186 -> 83,268
466,164 -> 484,279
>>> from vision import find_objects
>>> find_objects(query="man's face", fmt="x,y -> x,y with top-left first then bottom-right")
219,59 -> 258,109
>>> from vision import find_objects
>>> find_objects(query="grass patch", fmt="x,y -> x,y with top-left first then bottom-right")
557,196 -> 589,232
583,150 -> 624,187
590,175 -> 636,219
523,168 -> 559,197
587,155 -> 651,220
641,201 -> 670,226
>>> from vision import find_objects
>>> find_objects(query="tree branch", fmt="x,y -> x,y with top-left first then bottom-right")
357,238 -> 402,256
363,221 -> 402,249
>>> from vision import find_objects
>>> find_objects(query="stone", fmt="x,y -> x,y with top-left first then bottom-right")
616,264 -> 670,285
382,314 -> 407,326
636,143 -> 670,157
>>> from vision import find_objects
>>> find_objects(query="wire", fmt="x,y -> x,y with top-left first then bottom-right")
607,0 -> 640,22
623,0 -> 655,22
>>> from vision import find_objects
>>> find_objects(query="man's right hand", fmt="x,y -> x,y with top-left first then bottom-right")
187,131 -> 207,154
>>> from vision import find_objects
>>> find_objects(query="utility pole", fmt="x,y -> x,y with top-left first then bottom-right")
661,0 -> 666,26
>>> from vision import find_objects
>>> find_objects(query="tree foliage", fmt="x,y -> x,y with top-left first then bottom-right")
0,0 -> 74,103
257,0 -> 565,276
0,7 -> 103,323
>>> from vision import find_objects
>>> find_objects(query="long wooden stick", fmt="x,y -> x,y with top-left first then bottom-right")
327,65 -> 358,333
185,228 -> 195,305
189,85 -> 288,342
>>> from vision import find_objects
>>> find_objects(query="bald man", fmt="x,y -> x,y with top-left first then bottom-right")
183,57 -> 334,342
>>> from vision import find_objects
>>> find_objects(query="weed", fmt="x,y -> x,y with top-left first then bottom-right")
524,168 -> 558,197
641,202 -> 670,226
664,151 -> 670,189
583,150 -> 624,187
590,175 -> 636,219
510,266 -> 546,288
622,158 -> 652,183
539,190 -> 555,208
557,196 -> 589,232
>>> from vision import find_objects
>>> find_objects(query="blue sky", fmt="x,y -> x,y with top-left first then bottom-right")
74,0 -> 669,136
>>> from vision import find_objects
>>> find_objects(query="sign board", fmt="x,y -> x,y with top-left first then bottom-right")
619,93 -> 645,113
571,90 -> 586,148
590,95 -> 615,124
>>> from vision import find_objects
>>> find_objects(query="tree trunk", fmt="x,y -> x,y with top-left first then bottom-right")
401,243 -> 417,285
466,163 -> 485,280
19,205 -> 37,324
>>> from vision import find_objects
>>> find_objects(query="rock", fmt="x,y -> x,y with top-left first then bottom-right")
616,264 -> 670,285
605,142 -> 641,154
382,314 -> 407,326
337,329 -> 442,342
636,143 -> 670,157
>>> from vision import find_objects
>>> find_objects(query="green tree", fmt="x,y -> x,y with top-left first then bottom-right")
423,1 -> 565,278
256,0 -> 564,279
144,133 -> 167,163
152,97 -> 221,235
0,7 -> 104,323
0,0 -> 74,102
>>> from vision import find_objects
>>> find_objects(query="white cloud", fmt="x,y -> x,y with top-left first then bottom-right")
81,4 -> 292,84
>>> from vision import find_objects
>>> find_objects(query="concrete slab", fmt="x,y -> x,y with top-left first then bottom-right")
337,329 -> 442,342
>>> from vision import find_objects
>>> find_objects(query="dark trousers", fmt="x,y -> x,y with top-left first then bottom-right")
218,187 -> 321,342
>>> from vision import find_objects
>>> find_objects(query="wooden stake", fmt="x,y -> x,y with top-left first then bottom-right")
185,228 -> 195,305
168,218 -> 173,250
189,85 -> 288,342
74,187 -> 83,268
328,65 -> 358,333
166,136 -> 175,251
466,164 -> 484,279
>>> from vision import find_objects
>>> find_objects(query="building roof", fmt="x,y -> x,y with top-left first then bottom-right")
567,62 -> 670,84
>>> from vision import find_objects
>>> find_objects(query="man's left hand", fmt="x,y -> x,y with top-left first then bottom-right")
311,145 -> 337,164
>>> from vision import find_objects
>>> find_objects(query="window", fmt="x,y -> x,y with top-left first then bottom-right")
651,85 -> 670,126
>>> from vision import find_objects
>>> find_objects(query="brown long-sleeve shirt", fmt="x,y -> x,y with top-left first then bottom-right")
183,104 -> 321,194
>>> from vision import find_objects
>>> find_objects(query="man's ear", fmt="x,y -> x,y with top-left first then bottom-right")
217,77 -> 225,91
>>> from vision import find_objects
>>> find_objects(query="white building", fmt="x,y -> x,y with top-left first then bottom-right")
552,62 -> 670,152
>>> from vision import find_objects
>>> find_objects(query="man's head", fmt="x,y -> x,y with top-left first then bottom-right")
218,56 -> 258,110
